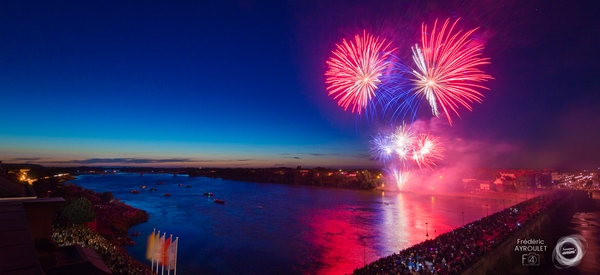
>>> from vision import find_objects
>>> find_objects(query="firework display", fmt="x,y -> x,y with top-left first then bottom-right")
391,125 -> 415,162
325,31 -> 395,115
411,133 -> 444,169
410,18 -> 493,124
369,133 -> 395,163
369,126 -> 443,189
325,18 -> 491,190
386,168 -> 410,190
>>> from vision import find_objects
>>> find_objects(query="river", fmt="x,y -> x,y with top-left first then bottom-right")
72,173 -> 509,275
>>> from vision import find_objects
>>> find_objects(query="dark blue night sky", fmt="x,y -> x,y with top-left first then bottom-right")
1,0 -> 599,170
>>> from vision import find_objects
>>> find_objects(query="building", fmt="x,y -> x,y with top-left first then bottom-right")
0,175 -> 111,275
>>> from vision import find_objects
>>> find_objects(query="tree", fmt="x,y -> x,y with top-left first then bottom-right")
62,197 -> 96,224
356,170 -> 377,189
100,191 -> 114,203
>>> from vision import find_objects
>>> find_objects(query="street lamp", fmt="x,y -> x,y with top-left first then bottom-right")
462,211 -> 464,226
486,204 -> 488,216
426,223 -> 429,237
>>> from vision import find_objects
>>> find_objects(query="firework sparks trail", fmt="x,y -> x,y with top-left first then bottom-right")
369,133 -> 395,163
386,168 -> 410,190
411,133 -> 444,169
411,18 -> 493,124
369,125 -> 415,164
371,126 -> 444,190
325,31 -> 396,115
376,58 -> 420,123
391,125 -> 415,161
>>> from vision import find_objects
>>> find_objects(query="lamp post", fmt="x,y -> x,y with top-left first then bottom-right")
486,204 -> 488,216
462,212 -> 464,226
426,223 -> 429,237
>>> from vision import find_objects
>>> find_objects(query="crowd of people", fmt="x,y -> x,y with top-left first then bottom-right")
351,190 -> 571,275
52,220 -> 154,275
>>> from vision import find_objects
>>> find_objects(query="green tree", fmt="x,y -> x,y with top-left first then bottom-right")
357,170 -> 377,189
62,197 -> 96,224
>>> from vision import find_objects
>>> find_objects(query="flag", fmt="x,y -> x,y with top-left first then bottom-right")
168,237 -> 178,270
146,230 -> 156,260
162,235 -> 172,266
155,233 -> 165,264
154,231 -> 161,260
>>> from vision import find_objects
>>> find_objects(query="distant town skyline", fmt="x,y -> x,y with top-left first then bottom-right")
1,1 -> 600,170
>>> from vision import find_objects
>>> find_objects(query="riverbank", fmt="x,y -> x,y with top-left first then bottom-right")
38,176 -> 152,274
47,179 -> 150,246
52,222 -> 153,275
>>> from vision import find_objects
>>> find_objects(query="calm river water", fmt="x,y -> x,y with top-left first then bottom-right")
73,173 -> 509,275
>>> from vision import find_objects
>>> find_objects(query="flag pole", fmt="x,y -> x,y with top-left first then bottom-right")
168,234 -> 173,275
174,237 -> 178,275
162,233 -> 166,275
155,230 -> 160,274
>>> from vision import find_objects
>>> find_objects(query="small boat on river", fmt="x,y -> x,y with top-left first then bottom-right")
130,190 -> 141,194
140,185 -> 147,189
203,192 -> 214,197
157,182 -> 165,185
164,193 -> 171,197
214,199 -> 225,204
149,188 -> 158,191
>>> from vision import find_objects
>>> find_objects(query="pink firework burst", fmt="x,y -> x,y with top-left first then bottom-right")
411,133 -> 444,169
325,31 -> 395,114
411,18 -> 493,124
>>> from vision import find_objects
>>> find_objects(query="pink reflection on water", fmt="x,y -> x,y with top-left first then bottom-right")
301,205 -> 380,275
302,192 -> 466,275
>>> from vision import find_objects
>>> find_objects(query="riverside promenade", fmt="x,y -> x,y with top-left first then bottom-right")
350,190 -> 585,274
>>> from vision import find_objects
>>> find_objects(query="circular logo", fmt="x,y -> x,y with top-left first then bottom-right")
552,235 -> 587,269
